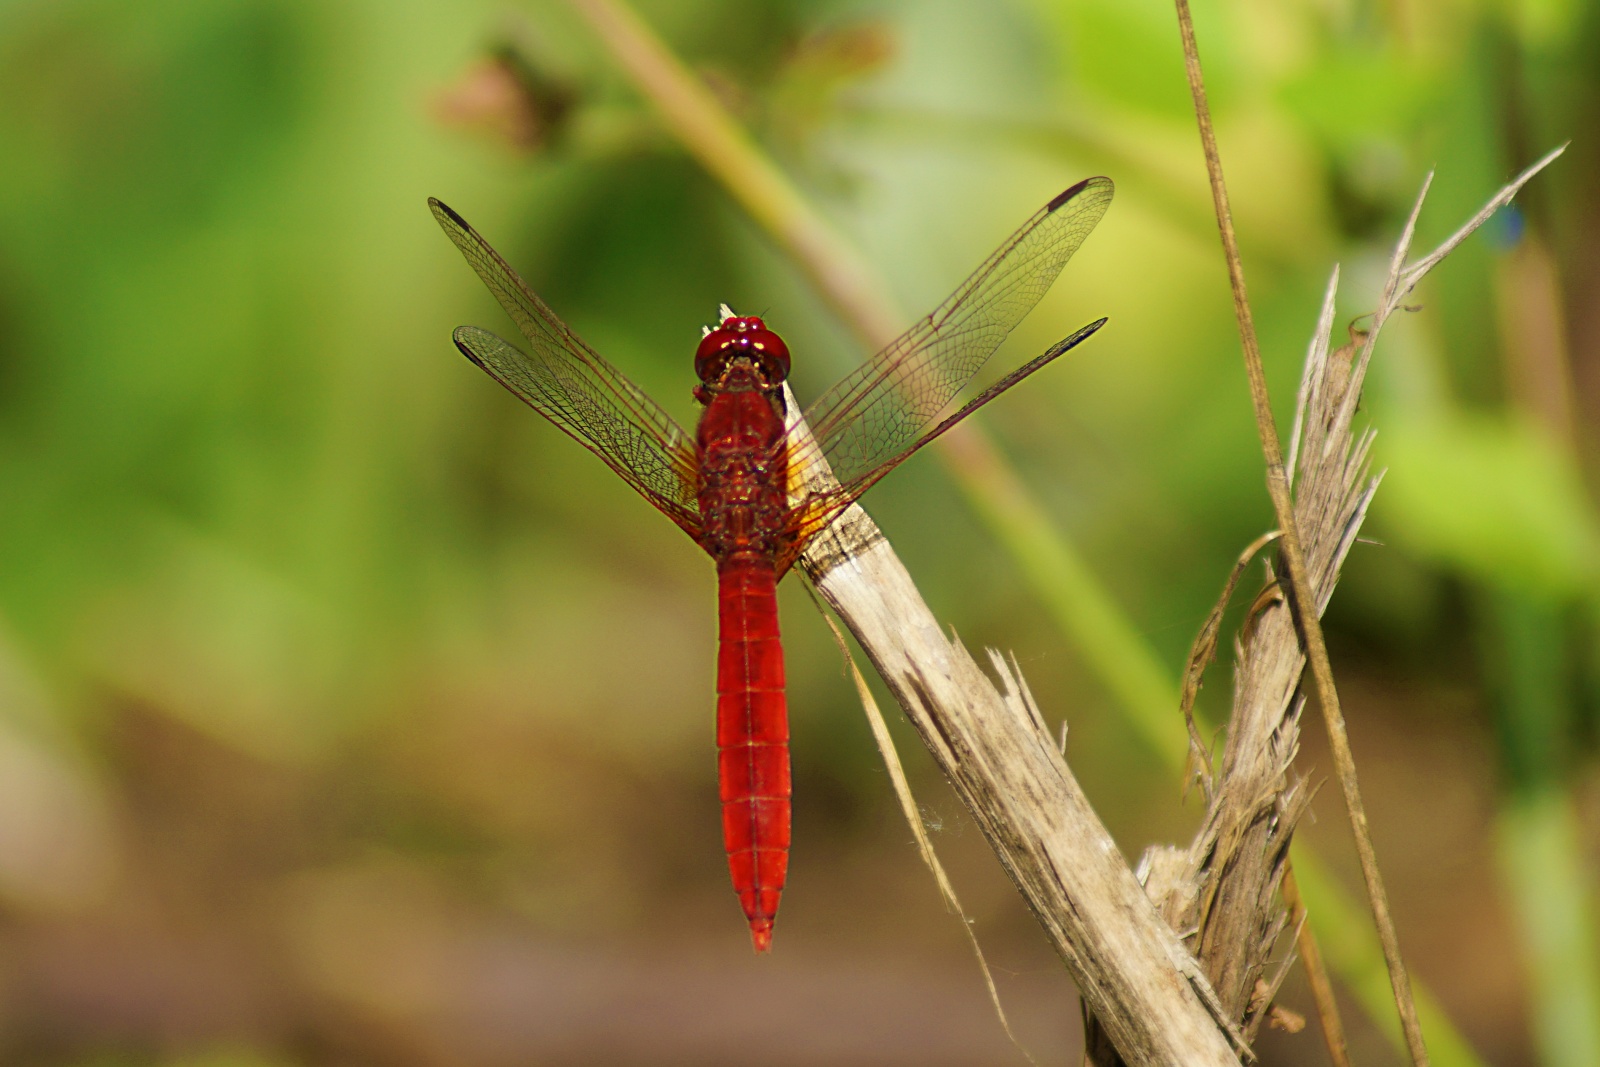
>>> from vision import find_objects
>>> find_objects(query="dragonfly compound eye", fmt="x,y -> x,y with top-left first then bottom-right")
746,328 -> 790,379
695,318 -> 791,383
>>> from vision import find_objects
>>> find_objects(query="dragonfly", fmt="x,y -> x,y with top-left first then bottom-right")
430,177 -> 1113,952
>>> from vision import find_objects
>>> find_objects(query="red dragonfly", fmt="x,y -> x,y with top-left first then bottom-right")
430,177 -> 1112,952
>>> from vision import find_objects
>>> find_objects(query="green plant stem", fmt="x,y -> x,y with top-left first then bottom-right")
1487,589 -> 1600,1067
1497,788 -> 1600,1067
565,0 -> 903,351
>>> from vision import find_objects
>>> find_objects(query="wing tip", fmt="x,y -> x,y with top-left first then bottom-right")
452,327 -> 487,368
1043,317 -> 1111,359
1079,316 -> 1110,344
1047,175 -> 1114,212
430,197 -> 470,230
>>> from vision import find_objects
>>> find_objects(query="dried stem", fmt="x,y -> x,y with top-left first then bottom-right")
1284,862 -> 1353,1067
1125,257 -> 1374,1065
1129,143 -> 1557,1064
1179,258 -> 1377,1035
797,506 -> 1243,1067
1170,2 -> 1428,1061
777,389 -> 1238,1067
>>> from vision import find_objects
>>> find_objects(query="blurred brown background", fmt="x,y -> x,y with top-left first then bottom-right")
0,0 -> 1595,1064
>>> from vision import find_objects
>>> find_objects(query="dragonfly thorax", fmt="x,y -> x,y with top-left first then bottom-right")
695,315 -> 790,388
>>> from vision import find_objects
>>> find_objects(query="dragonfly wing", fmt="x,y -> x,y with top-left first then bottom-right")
793,177 -> 1113,500
432,199 -> 702,538
453,327 -> 703,536
776,318 -> 1106,572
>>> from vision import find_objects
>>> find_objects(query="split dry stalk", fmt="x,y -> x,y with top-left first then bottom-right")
1096,143 -> 1559,1065
1152,14 -> 1565,1049
797,504 -> 1243,1067
778,389 -> 1240,1067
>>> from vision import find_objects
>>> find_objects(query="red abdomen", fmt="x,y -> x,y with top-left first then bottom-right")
716,555 -> 791,953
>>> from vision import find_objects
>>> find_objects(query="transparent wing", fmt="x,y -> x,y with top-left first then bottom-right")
792,176 -> 1113,501
776,318 -> 1106,572
431,198 -> 702,538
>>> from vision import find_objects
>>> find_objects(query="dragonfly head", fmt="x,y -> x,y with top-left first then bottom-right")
695,314 -> 791,388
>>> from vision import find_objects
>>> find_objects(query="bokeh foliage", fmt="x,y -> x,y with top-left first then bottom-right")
0,0 -> 1595,1064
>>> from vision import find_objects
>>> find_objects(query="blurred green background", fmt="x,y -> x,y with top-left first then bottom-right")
0,0 -> 1595,1064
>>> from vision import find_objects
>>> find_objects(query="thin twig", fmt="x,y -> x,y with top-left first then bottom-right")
1170,2 -> 1429,1062
1283,861 -> 1353,1067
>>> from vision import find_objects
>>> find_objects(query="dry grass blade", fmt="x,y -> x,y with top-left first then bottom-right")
813,606 -> 1036,1065
1286,266 -> 1342,484
782,390 -> 1242,1067
1284,862 -> 1353,1067
1328,145 -> 1567,446
1177,529 -> 1281,802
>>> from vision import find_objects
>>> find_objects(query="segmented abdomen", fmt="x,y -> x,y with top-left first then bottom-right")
715,555 -> 791,953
